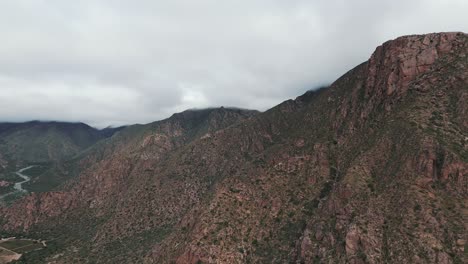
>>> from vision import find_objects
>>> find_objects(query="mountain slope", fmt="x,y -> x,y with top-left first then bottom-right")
0,121 -> 123,164
0,122 -> 126,196
44,107 -> 260,186
1,32 -> 466,264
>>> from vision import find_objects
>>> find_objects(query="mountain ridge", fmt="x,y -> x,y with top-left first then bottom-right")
0,121 -> 125,164
0,32 -> 466,264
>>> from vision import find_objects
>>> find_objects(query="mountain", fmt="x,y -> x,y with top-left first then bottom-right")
0,32 -> 466,264
0,121 -> 124,165
0,121 -> 126,197
27,108 -> 259,194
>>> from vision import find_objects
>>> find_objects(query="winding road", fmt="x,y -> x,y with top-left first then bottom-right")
0,166 -> 35,201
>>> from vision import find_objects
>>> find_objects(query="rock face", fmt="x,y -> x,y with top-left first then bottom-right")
367,33 -> 459,96
0,32 -> 467,264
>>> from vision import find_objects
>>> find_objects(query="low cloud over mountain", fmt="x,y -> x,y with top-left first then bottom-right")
0,0 -> 467,127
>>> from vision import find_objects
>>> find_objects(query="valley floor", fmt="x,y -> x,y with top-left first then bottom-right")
0,238 -> 45,263
0,166 -> 36,204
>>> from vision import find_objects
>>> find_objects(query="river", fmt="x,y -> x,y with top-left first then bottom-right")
0,165 -> 35,201
13,166 -> 35,192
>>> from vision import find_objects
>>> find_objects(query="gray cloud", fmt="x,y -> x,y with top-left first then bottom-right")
0,0 -> 467,127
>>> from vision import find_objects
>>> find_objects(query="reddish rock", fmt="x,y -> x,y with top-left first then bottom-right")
0,180 -> 9,187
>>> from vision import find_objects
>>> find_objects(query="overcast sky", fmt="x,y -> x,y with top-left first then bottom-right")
0,0 -> 467,128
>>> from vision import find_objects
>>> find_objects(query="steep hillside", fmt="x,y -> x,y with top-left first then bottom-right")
0,32 -> 466,264
40,107 -> 260,186
0,122 -> 125,197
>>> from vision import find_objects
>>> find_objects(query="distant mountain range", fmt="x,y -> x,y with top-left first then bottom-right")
0,32 -> 466,264
0,121 -> 124,164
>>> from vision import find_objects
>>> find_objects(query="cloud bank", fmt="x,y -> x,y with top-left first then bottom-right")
0,0 -> 467,127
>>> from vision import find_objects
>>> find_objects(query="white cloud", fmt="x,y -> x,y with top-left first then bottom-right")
0,0 -> 466,127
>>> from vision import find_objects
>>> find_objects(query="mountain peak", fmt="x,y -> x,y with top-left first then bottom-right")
366,32 -> 467,97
